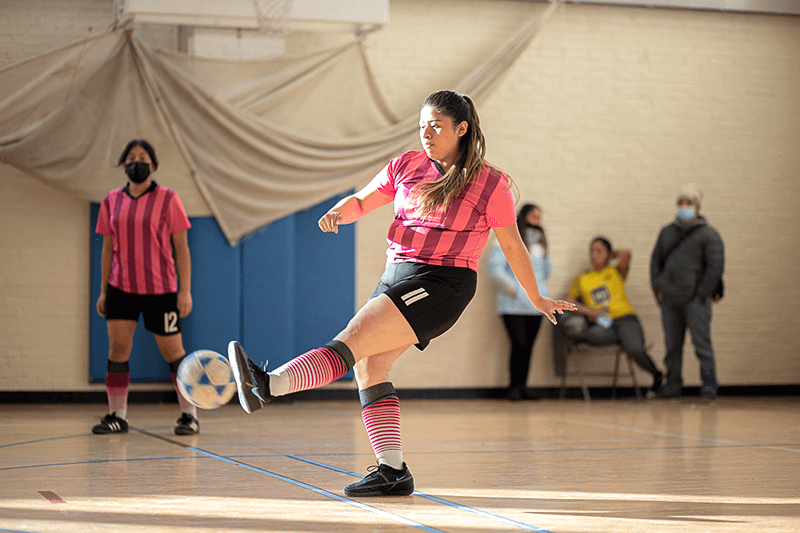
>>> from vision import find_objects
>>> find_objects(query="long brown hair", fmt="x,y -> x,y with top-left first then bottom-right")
413,91 -> 495,218
517,203 -> 548,255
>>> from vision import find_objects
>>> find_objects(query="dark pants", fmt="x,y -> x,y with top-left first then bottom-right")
501,315 -> 544,388
584,314 -> 660,377
659,299 -> 717,397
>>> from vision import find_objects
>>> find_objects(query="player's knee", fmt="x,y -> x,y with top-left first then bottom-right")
108,342 -> 131,361
354,359 -> 390,387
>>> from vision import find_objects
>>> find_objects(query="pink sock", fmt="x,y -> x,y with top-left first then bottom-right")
270,345 -> 352,396
172,372 -> 197,413
106,371 -> 129,419
362,396 -> 403,468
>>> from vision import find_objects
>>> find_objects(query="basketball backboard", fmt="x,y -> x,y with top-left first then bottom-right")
115,0 -> 389,31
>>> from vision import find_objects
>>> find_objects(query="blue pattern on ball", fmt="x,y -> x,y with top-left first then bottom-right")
176,350 -> 236,409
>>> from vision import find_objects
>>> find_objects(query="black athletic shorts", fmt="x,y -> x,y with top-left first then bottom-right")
369,261 -> 478,350
104,284 -> 182,336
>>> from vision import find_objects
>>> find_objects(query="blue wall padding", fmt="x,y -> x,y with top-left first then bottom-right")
292,199 -> 357,356
241,216 -> 295,371
183,216 -> 242,358
89,193 -> 356,384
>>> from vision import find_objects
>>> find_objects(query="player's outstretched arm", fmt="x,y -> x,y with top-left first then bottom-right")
318,174 -> 393,234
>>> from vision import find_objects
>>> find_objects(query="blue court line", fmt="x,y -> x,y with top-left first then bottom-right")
0,455 -> 205,472
0,528 -> 38,533
5,441 -> 800,473
0,434 -> 91,449
240,441 -> 800,458
554,417 -> 800,453
3,431 -> 797,452
287,455 -> 556,533
185,446 -> 446,533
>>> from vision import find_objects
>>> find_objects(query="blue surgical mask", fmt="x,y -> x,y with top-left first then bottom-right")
676,206 -> 696,221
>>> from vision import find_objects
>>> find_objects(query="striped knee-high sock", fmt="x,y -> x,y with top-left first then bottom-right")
269,340 -> 355,397
106,360 -> 130,420
360,382 -> 403,470
170,356 -> 197,416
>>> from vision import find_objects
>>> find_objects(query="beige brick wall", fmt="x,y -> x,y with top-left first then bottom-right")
1,0 -> 798,391
0,1 -> 178,391
357,1 -> 800,390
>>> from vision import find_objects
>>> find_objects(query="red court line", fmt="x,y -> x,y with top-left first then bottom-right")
38,491 -> 66,503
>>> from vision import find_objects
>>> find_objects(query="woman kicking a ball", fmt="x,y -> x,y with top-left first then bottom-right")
229,90 -> 576,497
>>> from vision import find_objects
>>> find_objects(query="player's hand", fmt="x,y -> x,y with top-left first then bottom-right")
318,211 -> 342,234
96,293 -> 106,318
178,290 -> 193,317
534,297 -> 578,326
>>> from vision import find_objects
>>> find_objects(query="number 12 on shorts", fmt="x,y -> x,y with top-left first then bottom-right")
164,311 -> 179,333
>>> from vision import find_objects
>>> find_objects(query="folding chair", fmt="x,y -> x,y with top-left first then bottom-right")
558,340 -> 642,401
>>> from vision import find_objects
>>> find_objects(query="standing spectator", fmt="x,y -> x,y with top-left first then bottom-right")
650,184 -> 725,400
488,203 -> 551,401
92,139 -> 198,435
567,237 -> 663,393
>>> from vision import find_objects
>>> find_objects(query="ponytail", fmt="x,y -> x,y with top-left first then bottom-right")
414,91 -> 493,218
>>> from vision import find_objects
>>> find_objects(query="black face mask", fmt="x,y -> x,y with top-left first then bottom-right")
125,162 -> 151,184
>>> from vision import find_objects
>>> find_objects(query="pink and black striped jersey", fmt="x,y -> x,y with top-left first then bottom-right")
375,151 -> 516,271
96,182 -> 191,295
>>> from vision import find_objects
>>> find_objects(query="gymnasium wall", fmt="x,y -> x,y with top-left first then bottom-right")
1,0 -> 798,393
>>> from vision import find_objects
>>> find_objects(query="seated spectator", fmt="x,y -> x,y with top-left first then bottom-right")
566,236 -> 663,393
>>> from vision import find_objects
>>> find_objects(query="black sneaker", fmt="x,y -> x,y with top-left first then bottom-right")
651,371 -> 664,393
92,412 -> 129,434
228,341 -> 272,414
174,413 -> 199,435
344,463 -> 415,497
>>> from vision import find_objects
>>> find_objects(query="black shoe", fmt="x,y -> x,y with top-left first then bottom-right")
651,372 -> 664,393
174,413 -> 199,435
700,386 -> 717,402
344,463 -> 415,497
654,388 -> 680,399
228,341 -> 272,414
506,386 -> 523,402
92,412 -> 129,434
506,386 -> 539,401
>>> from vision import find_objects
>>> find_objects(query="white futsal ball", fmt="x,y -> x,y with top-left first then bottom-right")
177,350 -> 237,410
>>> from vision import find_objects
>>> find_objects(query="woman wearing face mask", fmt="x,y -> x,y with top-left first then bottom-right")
566,236 -> 663,394
488,203 -> 551,401
92,139 -> 198,435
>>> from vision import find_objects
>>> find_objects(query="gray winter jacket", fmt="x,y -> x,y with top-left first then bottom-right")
650,216 -> 724,305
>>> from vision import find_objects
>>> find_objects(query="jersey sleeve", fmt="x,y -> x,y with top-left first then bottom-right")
95,196 -> 112,235
168,192 -> 191,234
484,175 -> 516,228
373,155 -> 405,198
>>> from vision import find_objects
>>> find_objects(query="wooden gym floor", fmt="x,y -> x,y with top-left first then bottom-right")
1,397 -> 799,533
